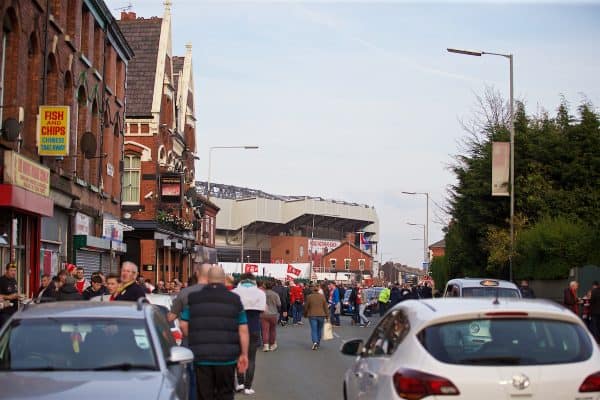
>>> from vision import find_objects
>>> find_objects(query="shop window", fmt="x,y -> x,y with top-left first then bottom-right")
329,259 -> 336,272
81,6 -> 90,58
123,154 -> 141,204
344,258 -> 351,270
66,0 -> 76,39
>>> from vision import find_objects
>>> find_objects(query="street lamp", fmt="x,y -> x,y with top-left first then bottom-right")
447,47 -> 514,281
207,146 -> 259,200
401,191 -> 429,267
407,222 -> 427,271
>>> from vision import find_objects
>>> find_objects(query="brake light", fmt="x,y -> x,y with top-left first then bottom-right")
393,368 -> 460,399
485,312 -> 528,317
579,371 -> 600,392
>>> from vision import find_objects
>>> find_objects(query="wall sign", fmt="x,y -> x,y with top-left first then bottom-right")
3,151 -> 50,197
38,105 -> 70,156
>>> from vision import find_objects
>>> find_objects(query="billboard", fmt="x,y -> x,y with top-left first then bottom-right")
492,142 -> 510,196
160,175 -> 182,202
308,238 -> 341,267
38,105 -> 70,156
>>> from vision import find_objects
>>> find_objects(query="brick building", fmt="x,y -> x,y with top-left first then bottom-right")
321,234 -> 374,276
429,239 -> 445,259
118,5 -> 213,285
0,0 -> 133,295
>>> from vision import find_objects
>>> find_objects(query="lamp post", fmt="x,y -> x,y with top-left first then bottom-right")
407,222 -> 427,271
401,191 -> 429,267
207,146 -> 259,200
447,47 -> 514,281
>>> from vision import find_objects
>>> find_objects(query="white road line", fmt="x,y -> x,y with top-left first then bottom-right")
333,332 -> 340,338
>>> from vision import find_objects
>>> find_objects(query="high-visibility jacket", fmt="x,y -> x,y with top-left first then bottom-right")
378,287 -> 391,303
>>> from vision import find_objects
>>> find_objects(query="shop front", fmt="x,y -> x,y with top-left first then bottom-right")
0,151 -> 53,297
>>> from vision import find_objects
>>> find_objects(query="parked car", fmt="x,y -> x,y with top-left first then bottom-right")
342,287 -> 383,317
0,300 -> 193,399
443,278 -> 521,298
146,293 -> 183,345
341,298 -> 600,400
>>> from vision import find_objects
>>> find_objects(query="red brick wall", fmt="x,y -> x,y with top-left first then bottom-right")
271,236 -> 310,263
0,1 -> 129,235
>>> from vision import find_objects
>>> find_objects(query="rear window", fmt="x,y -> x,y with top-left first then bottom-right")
418,318 -> 593,365
462,287 -> 520,298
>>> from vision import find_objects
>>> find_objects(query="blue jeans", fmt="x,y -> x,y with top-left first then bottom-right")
292,302 -> 303,323
330,304 -> 340,326
309,317 -> 325,344
187,361 -> 197,400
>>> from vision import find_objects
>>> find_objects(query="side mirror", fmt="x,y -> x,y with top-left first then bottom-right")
340,339 -> 363,356
168,346 -> 194,365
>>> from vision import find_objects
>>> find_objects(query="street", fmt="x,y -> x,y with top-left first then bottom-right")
250,315 -> 379,399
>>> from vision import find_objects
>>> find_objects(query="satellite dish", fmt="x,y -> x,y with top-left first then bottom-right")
80,131 -> 97,159
1,118 -> 21,142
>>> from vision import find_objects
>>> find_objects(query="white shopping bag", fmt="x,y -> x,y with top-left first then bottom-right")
323,321 -> 334,340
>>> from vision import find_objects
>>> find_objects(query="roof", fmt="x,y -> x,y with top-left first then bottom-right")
14,301 -> 148,319
394,298 -> 580,328
429,238 -> 445,248
118,17 -> 163,117
323,241 -> 374,259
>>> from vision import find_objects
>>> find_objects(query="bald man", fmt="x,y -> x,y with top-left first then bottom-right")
180,266 -> 249,400
169,263 -> 211,323
114,261 -> 147,301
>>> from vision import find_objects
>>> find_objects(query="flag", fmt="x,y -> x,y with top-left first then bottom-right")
244,264 -> 258,273
287,264 -> 301,276
360,232 -> 371,250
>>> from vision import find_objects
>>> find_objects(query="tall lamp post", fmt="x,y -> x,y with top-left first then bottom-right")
447,47 -> 514,281
407,222 -> 427,271
401,191 -> 429,268
207,146 -> 259,200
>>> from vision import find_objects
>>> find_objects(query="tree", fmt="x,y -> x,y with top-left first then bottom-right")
429,255 -> 449,290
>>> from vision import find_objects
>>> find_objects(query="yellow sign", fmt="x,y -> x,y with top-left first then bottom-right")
38,105 -> 70,156
3,151 -> 50,197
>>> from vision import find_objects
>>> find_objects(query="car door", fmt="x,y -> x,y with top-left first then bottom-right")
151,309 -> 188,400
347,309 -> 411,400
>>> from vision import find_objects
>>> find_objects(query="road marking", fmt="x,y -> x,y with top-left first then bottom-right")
333,332 -> 340,338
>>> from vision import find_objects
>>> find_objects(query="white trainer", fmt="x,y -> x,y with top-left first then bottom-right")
244,388 -> 255,395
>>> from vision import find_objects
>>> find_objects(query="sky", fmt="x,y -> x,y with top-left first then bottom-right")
104,0 -> 600,267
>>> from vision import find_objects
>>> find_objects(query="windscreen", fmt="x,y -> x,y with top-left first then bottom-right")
418,318 -> 593,365
462,287 -> 520,298
0,318 -> 157,371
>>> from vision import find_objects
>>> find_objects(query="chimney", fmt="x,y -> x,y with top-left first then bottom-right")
120,11 -> 137,21
345,232 -> 356,245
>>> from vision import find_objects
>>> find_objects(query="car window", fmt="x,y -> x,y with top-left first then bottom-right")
152,308 -> 176,359
462,287 -> 520,298
418,318 -> 593,365
362,309 -> 410,357
0,318 -> 157,371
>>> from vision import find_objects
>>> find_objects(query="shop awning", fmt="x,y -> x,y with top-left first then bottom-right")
73,235 -> 111,252
0,184 -> 53,217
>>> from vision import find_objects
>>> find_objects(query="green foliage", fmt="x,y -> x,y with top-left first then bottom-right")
446,91 -> 600,280
515,216 -> 600,279
429,255 -> 449,290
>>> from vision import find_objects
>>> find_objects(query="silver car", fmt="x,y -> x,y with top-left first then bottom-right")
0,300 -> 193,399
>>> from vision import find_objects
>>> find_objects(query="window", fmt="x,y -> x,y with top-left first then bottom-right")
363,309 -> 410,357
151,309 -> 176,359
123,154 -> 141,204
344,258 -> 351,270
358,259 -> 365,271
0,25 -> 7,124
329,259 -> 336,272
417,318 -> 593,366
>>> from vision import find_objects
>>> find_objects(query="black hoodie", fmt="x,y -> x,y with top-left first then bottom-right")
57,284 -> 83,301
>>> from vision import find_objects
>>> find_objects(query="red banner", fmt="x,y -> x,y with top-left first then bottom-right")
287,264 -> 301,276
244,264 -> 258,273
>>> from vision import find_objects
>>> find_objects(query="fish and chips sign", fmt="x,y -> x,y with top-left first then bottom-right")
38,106 -> 70,156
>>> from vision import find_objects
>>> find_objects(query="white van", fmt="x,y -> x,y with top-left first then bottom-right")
443,278 -> 521,298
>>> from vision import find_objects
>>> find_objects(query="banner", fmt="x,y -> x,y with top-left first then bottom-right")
244,264 -> 259,273
492,142 -> 510,196
287,264 -> 301,276
3,151 -> 50,197
38,105 -> 70,156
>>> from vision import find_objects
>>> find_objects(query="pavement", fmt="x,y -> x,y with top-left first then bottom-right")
244,314 -> 380,399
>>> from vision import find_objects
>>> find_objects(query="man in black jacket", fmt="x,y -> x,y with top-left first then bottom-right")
114,261 -> 146,301
82,275 -> 108,300
180,266 -> 249,400
272,280 -> 289,326
57,276 -> 83,301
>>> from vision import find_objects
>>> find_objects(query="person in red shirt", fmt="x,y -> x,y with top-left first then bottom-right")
74,267 -> 90,294
290,282 -> 305,325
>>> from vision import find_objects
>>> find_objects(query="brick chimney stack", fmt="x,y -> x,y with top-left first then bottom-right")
120,11 -> 137,21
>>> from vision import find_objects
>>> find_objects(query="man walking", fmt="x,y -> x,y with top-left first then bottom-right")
272,280 -> 289,326
378,284 -> 391,317
114,261 -> 146,301
232,273 -> 266,395
181,266 -> 249,400
519,280 -> 536,298
290,282 -> 304,325
564,281 -> 581,315
328,282 -> 341,326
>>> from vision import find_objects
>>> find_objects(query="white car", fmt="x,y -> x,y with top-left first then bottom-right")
341,298 -> 600,400
443,278 -> 521,298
